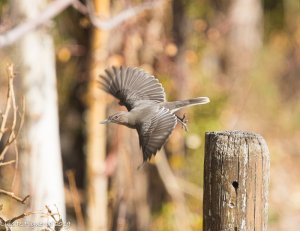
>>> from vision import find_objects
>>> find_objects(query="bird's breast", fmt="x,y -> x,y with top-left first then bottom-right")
127,104 -> 160,127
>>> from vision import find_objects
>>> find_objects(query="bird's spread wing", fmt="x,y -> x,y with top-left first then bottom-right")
137,108 -> 177,162
99,66 -> 166,111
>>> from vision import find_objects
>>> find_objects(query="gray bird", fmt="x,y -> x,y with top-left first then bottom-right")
99,66 -> 209,162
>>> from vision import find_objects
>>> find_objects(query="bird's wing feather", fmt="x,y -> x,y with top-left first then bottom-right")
137,108 -> 177,162
99,66 -> 166,111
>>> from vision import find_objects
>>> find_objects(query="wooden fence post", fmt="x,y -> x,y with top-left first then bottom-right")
203,131 -> 270,231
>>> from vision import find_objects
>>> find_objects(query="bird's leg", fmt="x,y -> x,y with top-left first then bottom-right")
176,114 -> 188,131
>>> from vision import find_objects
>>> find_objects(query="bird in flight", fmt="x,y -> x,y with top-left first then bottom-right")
99,66 -> 209,162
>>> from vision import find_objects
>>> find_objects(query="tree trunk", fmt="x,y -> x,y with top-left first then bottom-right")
12,0 -> 65,224
227,0 -> 263,77
86,0 -> 109,230
224,0 -> 263,128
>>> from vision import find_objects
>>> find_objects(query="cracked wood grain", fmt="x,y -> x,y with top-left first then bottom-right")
203,131 -> 270,231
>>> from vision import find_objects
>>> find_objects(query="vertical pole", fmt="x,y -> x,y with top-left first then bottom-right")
13,0 -> 65,222
86,0 -> 109,230
203,131 -> 270,231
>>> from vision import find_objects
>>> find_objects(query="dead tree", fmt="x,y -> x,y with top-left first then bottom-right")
12,0 -> 65,222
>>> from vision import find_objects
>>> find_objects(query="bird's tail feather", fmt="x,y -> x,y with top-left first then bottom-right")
163,97 -> 210,112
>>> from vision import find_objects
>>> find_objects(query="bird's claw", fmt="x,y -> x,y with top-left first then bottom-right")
176,114 -> 188,131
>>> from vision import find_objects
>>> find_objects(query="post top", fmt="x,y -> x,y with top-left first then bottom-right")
205,130 -> 263,139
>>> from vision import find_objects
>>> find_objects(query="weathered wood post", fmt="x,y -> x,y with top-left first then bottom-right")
203,131 -> 270,231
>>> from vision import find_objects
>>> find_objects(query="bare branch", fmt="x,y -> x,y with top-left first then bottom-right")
0,64 -> 14,161
5,210 -> 46,225
87,0 -> 162,30
176,177 -> 203,200
0,64 -> 13,141
6,211 -> 36,224
0,66 -> 17,160
66,170 -> 85,230
11,97 -> 25,188
11,140 -> 19,188
71,0 -> 88,15
45,205 -> 60,221
45,205 -> 64,230
155,150 -> 192,231
0,160 -> 15,166
0,64 -> 25,161
0,0 -> 75,47
0,0 -> 162,47
1,207 -> 61,229
155,150 -> 185,201
0,189 -> 30,204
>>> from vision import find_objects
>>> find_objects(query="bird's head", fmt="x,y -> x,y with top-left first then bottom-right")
99,111 -> 129,125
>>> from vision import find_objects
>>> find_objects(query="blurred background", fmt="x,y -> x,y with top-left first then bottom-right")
0,0 -> 299,230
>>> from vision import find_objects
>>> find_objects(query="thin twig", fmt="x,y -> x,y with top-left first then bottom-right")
5,210 -> 47,225
14,96 -> 26,144
45,205 -> 59,221
155,150 -> 185,201
1,207 -> 61,229
0,160 -> 15,166
45,205 -> 64,231
11,141 -> 19,189
0,64 -> 13,141
9,65 -> 17,134
0,64 -> 17,160
176,177 -> 203,200
0,64 -> 14,161
11,96 -> 25,189
0,136 -> 14,160
155,150 -> 192,231
66,170 -> 85,230
6,211 -> 37,224
0,189 -> 30,204
0,210 -> 47,230
0,64 -> 24,161
71,0 -> 88,14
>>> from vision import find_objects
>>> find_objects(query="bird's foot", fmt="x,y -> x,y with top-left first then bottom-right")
176,114 -> 188,131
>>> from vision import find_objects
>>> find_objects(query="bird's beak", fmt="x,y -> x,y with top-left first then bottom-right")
99,119 -> 110,124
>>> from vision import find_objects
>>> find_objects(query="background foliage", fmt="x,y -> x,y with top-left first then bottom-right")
0,0 -> 300,230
